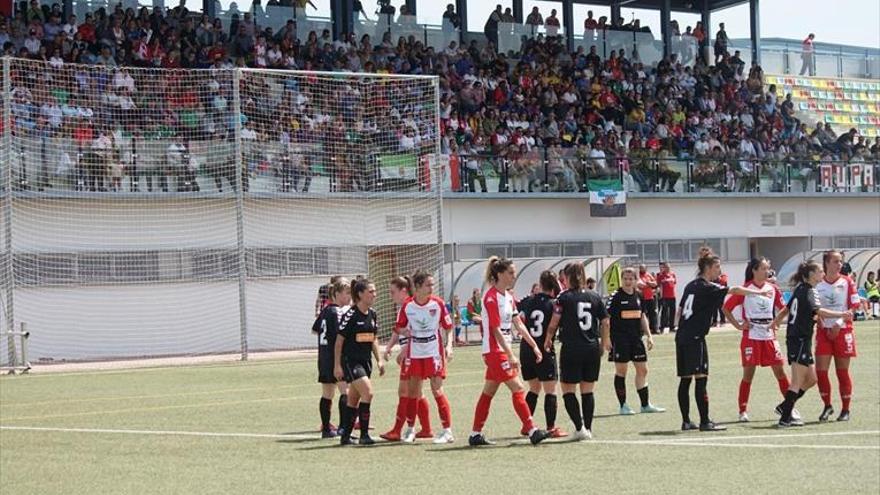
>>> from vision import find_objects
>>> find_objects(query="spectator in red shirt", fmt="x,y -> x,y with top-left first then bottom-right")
711,271 -> 729,327
637,264 -> 659,334
656,262 -> 677,333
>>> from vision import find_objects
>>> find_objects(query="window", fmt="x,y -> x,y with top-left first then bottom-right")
116,252 -> 160,281
536,244 -> 561,257
385,215 -> 406,232
253,249 -> 285,277
641,242 -> 660,261
563,243 -> 592,257
510,244 -> 533,258
411,215 -> 432,232
79,253 -> 112,281
665,241 -> 685,262
483,245 -> 508,258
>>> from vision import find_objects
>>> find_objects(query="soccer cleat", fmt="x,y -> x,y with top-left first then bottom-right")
432,428 -> 455,444
415,429 -> 435,439
738,412 -> 750,422
776,419 -> 793,429
529,428 -> 550,445
379,430 -> 401,442
321,429 -> 338,439
681,421 -> 699,431
791,408 -> 801,421
836,410 -> 851,422
468,433 -> 494,447
401,427 -> 416,443
619,404 -> 636,415
358,435 -> 375,446
790,418 -> 805,427
340,436 -> 354,446
640,404 -> 666,413
573,427 -> 593,441
699,421 -> 727,432
548,427 -> 568,438
819,405 -> 835,422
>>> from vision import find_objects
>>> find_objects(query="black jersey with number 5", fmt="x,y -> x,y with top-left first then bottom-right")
554,289 -> 608,348
786,283 -> 821,340
676,278 -> 729,342
518,293 -> 554,351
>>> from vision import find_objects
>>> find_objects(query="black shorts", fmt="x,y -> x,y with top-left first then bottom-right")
869,295 -> 879,303
342,357 -> 372,383
520,345 -> 558,382
786,337 -> 815,366
317,349 -> 336,384
559,345 -> 601,384
609,333 -> 647,363
676,338 -> 709,377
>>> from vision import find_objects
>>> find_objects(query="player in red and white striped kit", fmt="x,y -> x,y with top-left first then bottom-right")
468,257 -> 549,447
380,276 -> 433,442
723,258 -> 793,422
396,270 -> 456,444
815,250 -> 861,422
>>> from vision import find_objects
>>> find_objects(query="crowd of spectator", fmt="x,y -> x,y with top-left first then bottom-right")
2,1 -> 878,193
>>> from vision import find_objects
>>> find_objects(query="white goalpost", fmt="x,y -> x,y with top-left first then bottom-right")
0,58 -> 443,363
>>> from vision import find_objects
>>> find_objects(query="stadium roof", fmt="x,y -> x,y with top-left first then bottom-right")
570,0 -> 750,13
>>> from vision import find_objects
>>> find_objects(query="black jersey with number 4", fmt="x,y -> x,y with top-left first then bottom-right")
312,303 -> 341,350
518,293 -> 554,351
606,289 -> 644,338
339,307 -> 378,362
554,289 -> 608,348
676,278 -> 729,341
786,283 -> 821,340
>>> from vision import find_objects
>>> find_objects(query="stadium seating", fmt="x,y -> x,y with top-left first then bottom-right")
767,75 -> 880,137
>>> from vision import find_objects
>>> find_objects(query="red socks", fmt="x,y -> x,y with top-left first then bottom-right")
836,368 -> 852,411
405,397 -> 418,427
391,398 -> 407,433
434,392 -> 452,429
817,369 -> 832,407
417,397 -> 432,432
472,393 -> 493,432
512,390 -> 535,431
777,376 -> 791,397
737,380 -> 751,414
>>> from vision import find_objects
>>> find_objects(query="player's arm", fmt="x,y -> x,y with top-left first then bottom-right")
641,314 -> 654,351
728,285 -> 772,297
371,338 -> 385,377
599,316 -> 611,356
333,333 -> 345,381
771,307 -> 789,331
544,312 -> 561,353
440,302 -> 455,361
817,307 -> 853,321
492,324 -> 519,367
384,331 -> 399,362
513,315 -> 542,363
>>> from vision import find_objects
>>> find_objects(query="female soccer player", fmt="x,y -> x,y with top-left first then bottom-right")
312,277 -> 351,438
468,256 -> 549,447
397,270 -> 455,444
518,270 -> 565,438
722,257 -> 792,423
380,276 -> 433,442
771,261 -> 853,427
607,267 -> 665,416
676,252 -> 772,432
545,262 -> 610,441
814,250 -> 861,422
334,279 -> 386,445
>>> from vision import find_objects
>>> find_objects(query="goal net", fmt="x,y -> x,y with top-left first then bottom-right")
0,58 -> 443,363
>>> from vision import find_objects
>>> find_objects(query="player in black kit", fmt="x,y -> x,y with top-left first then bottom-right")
544,262 -> 610,441
518,270 -> 565,438
312,277 -> 352,438
606,267 -> 665,416
334,278 -> 386,445
771,261 -> 853,427
676,252 -> 773,432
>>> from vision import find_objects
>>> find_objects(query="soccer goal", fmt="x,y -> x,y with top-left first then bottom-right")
0,58 -> 444,363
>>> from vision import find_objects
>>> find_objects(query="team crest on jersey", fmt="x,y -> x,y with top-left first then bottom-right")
429,309 -> 437,317
755,298 -> 770,312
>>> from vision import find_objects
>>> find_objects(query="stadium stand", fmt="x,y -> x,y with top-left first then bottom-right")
768,75 -> 880,138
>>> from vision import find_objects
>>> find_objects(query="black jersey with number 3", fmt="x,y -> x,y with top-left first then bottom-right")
518,293 -> 554,351
676,278 -> 729,342
786,283 -> 821,340
339,307 -> 378,362
554,289 -> 608,348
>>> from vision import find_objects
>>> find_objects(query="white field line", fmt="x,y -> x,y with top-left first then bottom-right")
1,425 -> 878,451
666,430 -> 880,443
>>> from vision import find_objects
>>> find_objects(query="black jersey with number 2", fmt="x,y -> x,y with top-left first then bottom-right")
554,289 -> 608,348
339,307 -> 378,362
676,278 -> 729,342
786,283 -> 821,340
312,303 -> 341,350
518,293 -> 554,351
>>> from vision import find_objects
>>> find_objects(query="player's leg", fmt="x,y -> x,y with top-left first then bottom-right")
335,382 -> 350,435
402,375 -> 423,442
579,380 -> 596,434
834,355 -> 852,420
738,365 -> 755,421
634,360 -> 664,412
540,379 -> 562,435
692,340 -> 722,431
319,383 -> 336,437
815,352 -> 834,421
430,375 -> 454,443
503,375 -> 548,445
469,379 -> 501,446
778,360 -> 815,426
613,362 -> 632,414
339,378 -> 362,445
771,364 -> 791,399
560,346 -> 585,436
381,375 -> 409,441
349,376 -> 376,445
526,378 -> 541,416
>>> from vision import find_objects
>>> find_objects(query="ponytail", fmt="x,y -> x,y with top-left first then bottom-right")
328,277 -> 351,300
822,250 -> 841,272
351,278 -> 373,304
390,275 -> 412,294
744,257 -> 767,284
562,262 -> 587,291
697,252 -> 720,276
412,269 -> 432,288
539,270 -> 559,295
790,261 -> 820,286
485,256 -> 514,284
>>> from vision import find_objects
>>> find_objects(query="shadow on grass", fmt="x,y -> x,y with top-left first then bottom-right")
298,440 -> 413,451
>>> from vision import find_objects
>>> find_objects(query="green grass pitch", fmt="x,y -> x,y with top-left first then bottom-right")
1,322 -> 878,494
